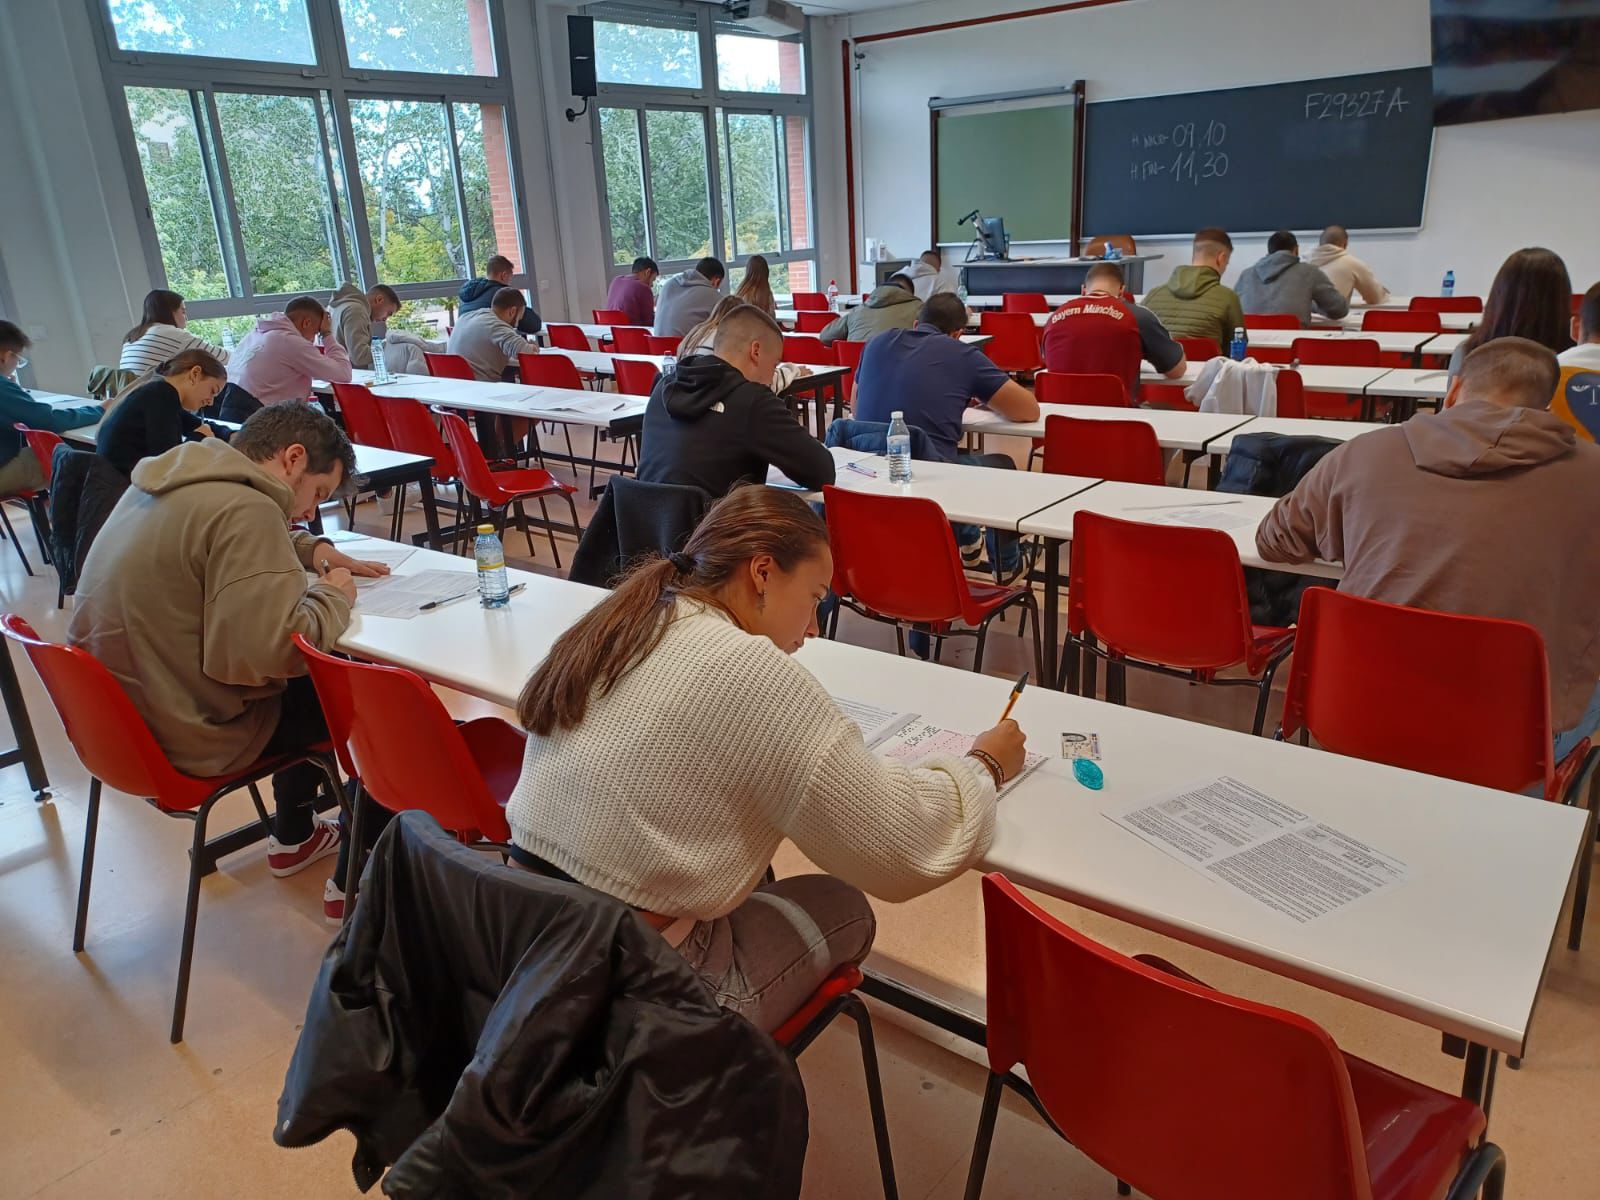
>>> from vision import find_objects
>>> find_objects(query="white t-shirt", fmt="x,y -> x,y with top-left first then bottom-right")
1557,343 -> 1600,371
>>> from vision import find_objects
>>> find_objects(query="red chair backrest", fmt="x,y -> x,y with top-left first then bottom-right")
1039,300 -> 1143,396
1361,309 -> 1441,334
1274,368 -> 1307,419
823,486 -> 987,626
424,352 -> 476,381
794,311 -> 834,333
372,395 -> 457,485
330,382 -> 394,450
1041,415 -> 1164,485
1,614 -> 195,807
1068,510 -> 1254,670
782,335 -> 837,366
1178,336 -> 1222,361
1292,337 -> 1380,367
610,327 -> 652,353
792,291 -> 828,311
1033,371 -> 1129,408
1244,313 -> 1300,330
613,358 -> 660,397
592,308 -> 629,325
16,426 -> 64,486
1575,294 -> 1586,317
1282,588 -> 1553,796
519,352 -> 585,391
292,634 -> 512,840
1410,296 -> 1483,314
979,311 -> 1044,373
1001,292 -> 1049,314
437,410 -> 501,501
979,873 -> 1371,1200
546,323 -> 591,352
833,339 -> 866,373
645,335 -> 682,356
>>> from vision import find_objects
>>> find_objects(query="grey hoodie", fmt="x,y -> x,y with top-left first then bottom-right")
819,284 -> 921,346
329,281 -> 377,369
1234,251 -> 1349,324
653,268 -> 723,338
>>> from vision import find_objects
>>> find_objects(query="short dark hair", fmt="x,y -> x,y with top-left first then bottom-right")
1267,230 -> 1298,254
285,296 -> 325,323
485,255 -> 516,277
632,256 -> 658,274
371,283 -> 401,308
1085,262 -> 1126,289
1320,225 -> 1349,248
491,286 -> 526,316
710,303 -> 782,354
0,320 -> 30,355
1458,336 -> 1560,410
1579,281 -> 1600,341
232,400 -> 358,485
919,293 -> 968,334
888,273 -> 915,293
696,256 -> 726,282
1194,227 -> 1233,255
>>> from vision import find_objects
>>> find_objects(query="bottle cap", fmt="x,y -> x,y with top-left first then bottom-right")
891,410 -> 903,419
477,523 -> 494,534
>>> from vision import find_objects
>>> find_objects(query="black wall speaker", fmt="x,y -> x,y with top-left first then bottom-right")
568,15 -> 596,99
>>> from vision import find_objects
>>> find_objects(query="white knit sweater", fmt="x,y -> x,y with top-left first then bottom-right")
507,603 -> 997,921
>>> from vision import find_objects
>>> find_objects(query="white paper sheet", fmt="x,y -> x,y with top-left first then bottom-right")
540,392 -> 638,416
349,569 -> 477,619
340,543 -> 418,572
767,446 -> 876,490
1107,776 -> 1408,923
872,716 -> 1047,796
1147,505 -> 1256,532
832,697 -> 917,746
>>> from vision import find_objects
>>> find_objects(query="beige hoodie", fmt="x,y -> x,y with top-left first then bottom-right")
68,440 -> 352,776
1257,401 -> 1600,729
1304,243 -> 1390,305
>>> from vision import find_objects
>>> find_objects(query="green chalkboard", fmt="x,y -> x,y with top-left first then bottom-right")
935,101 -> 1076,245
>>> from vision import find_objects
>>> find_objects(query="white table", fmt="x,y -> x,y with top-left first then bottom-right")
1321,307 -> 1478,332
1424,332 -> 1468,358
1244,328 -> 1439,358
1140,361 -> 1393,398
964,403 -> 1254,455
814,456 -> 1099,531
1367,368 -> 1453,401
1202,416 -> 1387,459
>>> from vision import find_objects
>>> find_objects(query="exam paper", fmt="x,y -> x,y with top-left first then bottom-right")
767,446 -> 875,490
1148,506 -> 1257,532
350,569 -> 477,619
872,716 -> 1047,796
1107,776 -> 1407,923
832,697 -> 916,746
539,392 -> 636,416
338,543 -> 418,572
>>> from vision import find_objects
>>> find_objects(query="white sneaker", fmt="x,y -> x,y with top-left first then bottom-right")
323,877 -> 346,926
266,816 -> 341,878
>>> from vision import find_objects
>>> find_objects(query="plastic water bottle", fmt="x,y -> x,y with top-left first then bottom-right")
957,280 -> 969,305
475,524 -> 510,608
887,412 -> 913,484
1441,269 -> 1456,298
371,336 -> 391,383
220,326 -> 235,352
1230,327 -> 1247,361
660,351 -> 677,380
827,279 -> 840,311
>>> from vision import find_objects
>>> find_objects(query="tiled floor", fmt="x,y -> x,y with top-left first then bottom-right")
0,428 -> 1595,1198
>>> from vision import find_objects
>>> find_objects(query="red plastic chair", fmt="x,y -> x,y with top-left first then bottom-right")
438,410 -> 579,566
518,351 -> 585,392
1001,292 -> 1049,314
1041,415 -> 1165,485
1282,588 -> 1597,949
1293,337 -> 1382,420
1178,336 -> 1223,361
17,425 -> 64,487
1362,310 -> 1442,334
610,326 -> 652,354
3,425 -> 64,576
834,339 -> 866,405
1244,313 -> 1300,330
592,308 -> 629,325
545,323 -> 591,352
423,351 -> 475,381
1273,368 -> 1307,419
1411,296 -> 1483,314
794,311 -> 834,334
645,335 -> 682,356
1,613 -> 340,1043
823,486 -> 1041,673
612,358 -> 660,397
371,395 -> 467,536
1066,511 -> 1294,734
792,291 -> 828,311
1033,372 -> 1129,407
964,872 -> 1506,1200
979,312 -> 1044,375
782,334 -> 837,366
329,382 -> 394,450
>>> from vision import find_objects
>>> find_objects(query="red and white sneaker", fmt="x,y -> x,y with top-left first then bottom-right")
323,878 -> 345,926
266,816 -> 341,878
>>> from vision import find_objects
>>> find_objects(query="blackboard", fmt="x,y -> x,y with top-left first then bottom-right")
935,101 -> 1077,243
1082,67 -> 1434,237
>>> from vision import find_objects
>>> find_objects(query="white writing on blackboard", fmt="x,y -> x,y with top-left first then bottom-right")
1304,87 -> 1410,121
1129,120 -> 1228,186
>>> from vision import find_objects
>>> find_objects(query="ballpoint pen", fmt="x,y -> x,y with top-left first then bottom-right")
999,671 -> 1028,722
420,581 -> 526,611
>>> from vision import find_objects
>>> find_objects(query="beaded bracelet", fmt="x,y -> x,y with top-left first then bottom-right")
965,748 -> 1006,788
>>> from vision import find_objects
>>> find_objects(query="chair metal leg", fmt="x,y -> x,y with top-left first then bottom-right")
72,777 -> 103,953
961,1071 -> 1006,1200
973,621 -> 991,673
537,495 -> 559,566
513,498 -> 536,557
894,624 -> 907,658
0,503 -> 34,575
246,782 -> 272,829
343,783 -> 367,925
170,802 -> 214,1043
1570,796 -> 1594,952
1251,654 -> 1291,737
388,481 -> 409,541
842,996 -> 899,1200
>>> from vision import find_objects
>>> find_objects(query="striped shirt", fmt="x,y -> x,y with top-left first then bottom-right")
118,325 -> 229,376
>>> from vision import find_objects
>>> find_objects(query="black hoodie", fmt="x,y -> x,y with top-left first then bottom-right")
637,353 -> 836,497
457,277 -> 543,336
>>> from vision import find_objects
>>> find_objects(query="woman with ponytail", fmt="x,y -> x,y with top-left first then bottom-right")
96,348 -> 227,476
509,485 -> 1026,1032
120,289 -> 230,374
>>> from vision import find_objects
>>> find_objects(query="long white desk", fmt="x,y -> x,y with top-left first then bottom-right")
1242,328 -> 1441,357
334,539 -> 1586,1103
1320,306 -> 1479,332
1140,361 -> 1394,397
964,403 -> 1254,454
1202,416 -> 1388,459
1367,368 -> 1452,401
816,455 -> 1100,531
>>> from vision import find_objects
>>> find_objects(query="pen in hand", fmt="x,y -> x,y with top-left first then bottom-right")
999,671 -> 1028,723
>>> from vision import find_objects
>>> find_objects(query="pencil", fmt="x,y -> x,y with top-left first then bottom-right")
999,671 -> 1028,723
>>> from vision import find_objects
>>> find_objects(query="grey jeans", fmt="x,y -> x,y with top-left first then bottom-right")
676,874 -> 877,1034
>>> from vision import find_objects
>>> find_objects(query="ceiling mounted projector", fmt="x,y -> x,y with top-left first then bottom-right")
722,0 -> 805,37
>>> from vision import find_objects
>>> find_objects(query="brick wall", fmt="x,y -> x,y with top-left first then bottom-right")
468,0 -> 521,271
779,42 -> 812,292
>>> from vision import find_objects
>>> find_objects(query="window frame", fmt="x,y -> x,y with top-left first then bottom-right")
90,0 -> 534,320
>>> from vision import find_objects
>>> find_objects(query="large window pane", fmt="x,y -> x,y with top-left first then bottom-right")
644,110 -> 713,262
714,29 -> 806,95
124,86 -> 230,300
453,103 -> 521,275
214,92 -> 344,294
599,108 -> 648,266
338,0 -> 498,76
725,113 -> 780,257
107,0 -> 315,64
350,98 -> 466,284
594,18 -> 701,88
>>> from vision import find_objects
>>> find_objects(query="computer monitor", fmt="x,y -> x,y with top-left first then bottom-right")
977,216 -> 1008,261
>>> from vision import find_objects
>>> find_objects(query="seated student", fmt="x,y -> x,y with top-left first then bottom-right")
1305,225 -> 1390,305
0,321 -> 103,495
447,287 -> 538,459
119,289 -> 229,376
895,249 -> 959,302
1448,247 -> 1574,380
733,254 -> 778,317
508,484 -> 1025,1033
1234,230 -> 1350,324
604,255 -> 659,329
1561,282 -> 1600,370
1142,227 -> 1247,348
459,254 -> 542,337
327,281 -> 400,369
637,303 -> 834,498
69,403 -> 392,921
224,296 -> 352,420
96,349 -> 226,477
853,293 -> 1039,574
1258,338 -> 1600,757
654,257 -> 726,338
682,296 -> 809,394
1041,261 -> 1186,398
819,275 -> 920,346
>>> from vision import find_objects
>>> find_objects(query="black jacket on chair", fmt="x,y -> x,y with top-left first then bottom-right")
47,445 -> 129,598
568,475 -> 712,588
275,812 -> 807,1200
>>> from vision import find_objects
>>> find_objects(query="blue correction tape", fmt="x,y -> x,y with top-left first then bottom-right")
1073,758 -> 1104,790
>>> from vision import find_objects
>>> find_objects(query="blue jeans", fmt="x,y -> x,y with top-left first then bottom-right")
1554,678 -> 1600,764
953,450 -> 1020,573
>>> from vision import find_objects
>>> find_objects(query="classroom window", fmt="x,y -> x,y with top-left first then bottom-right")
105,0 -> 316,63
337,0 -> 499,76
123,86 -> 231,301
453,103 -> 522,274
644,110 -> 714,262
350,98 -> 467,284
592,15 -> 702,89
714,27 -> 806,95
599,108 -> 649,266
